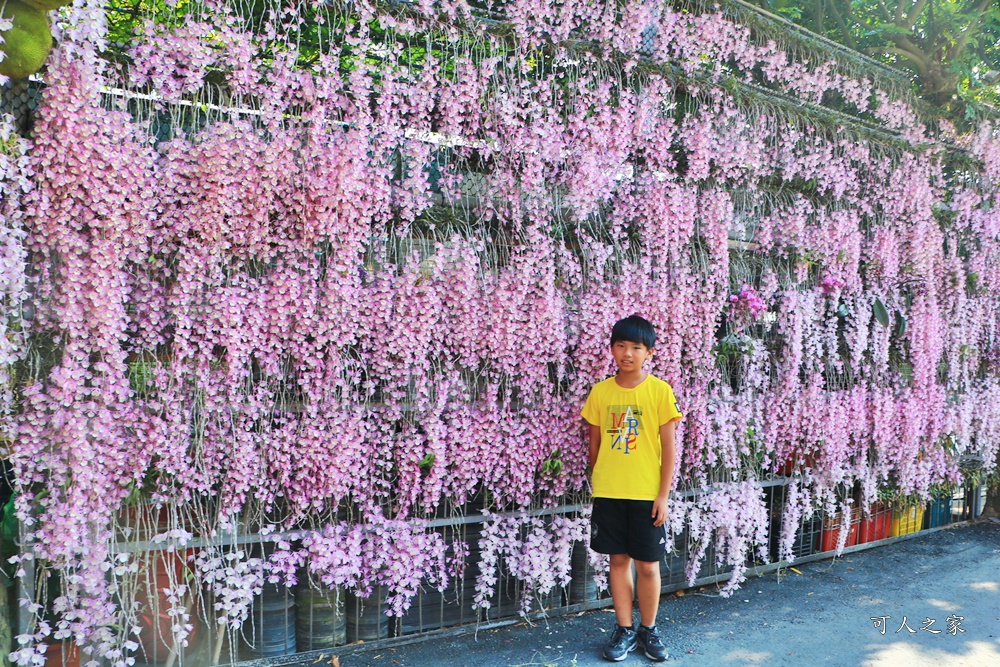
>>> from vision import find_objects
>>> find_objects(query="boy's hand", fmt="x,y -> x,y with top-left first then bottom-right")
651,495 -> 669,527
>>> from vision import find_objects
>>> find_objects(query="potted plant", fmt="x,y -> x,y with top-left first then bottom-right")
819,506 -> 861,552
924,484 -> 954,529
857,489 -> 894,544
889,496 -> 926,537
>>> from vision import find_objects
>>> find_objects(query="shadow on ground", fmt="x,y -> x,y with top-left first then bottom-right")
302,520 -> 1000,667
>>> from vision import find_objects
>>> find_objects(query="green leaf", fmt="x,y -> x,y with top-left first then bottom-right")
542,458 -> 563,476
966,272 -> 980,294
896,313 -> 907,337
418,452 -> 436,470
542,450 -> 563,476
873,299 -> 890,327
1,495 -> 18,562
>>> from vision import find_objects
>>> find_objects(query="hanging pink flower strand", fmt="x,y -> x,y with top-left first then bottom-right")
3,1 -> 999,664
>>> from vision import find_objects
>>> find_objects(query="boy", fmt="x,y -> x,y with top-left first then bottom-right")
581,315 -> 681,662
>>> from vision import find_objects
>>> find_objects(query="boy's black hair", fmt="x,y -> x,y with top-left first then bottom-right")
610,315 -> 656,349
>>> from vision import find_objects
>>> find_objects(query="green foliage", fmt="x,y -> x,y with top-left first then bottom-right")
541,450 -> 563,476
107,0 -> 194,46
417,452 -> 436,470
0,1 -> 53,79
872,297 -> 889,327
756,0 -> 804,21
745,1 -> 1000,122
0,496 -> 17,566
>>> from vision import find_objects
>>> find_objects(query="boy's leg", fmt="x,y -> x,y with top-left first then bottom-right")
634,558 -> 661,627
592,500 -> 639,660
592,499 -> 635,627
608,553 -> 635,627
627,501 -> 669,661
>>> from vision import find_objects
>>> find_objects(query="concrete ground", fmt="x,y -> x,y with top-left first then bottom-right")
310,520 -> 1000,667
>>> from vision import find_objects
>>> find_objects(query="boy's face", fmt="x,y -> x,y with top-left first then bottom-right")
610,339 -> 653,372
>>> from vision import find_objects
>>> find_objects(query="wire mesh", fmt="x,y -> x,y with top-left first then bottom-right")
0,78 -> 42,134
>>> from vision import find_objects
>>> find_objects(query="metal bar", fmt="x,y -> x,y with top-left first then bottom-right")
112,503 -> 594,553
232,520 -> 968,667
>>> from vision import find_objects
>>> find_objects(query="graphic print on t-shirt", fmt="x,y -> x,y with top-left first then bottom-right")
607,405 -> 643,454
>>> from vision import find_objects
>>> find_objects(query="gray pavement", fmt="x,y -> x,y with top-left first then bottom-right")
315,520 -> 1000,667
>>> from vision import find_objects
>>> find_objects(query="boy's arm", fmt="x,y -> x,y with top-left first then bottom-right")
587,422 -> 602,471
652,420 -> 677,527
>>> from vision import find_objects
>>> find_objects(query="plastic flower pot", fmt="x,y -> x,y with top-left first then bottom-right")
857,503 -> 892,544
889,505 -> 926,537
116,501 -> 171,542
243,582 -> 296,659
924,498 -> 952,529
776,450 -> 816,476
696,542 -> 735,580
819,507 -> 860,552
297,580 -> 346,649
346,587 -> 391,643
776,456 -> 794,477
768,509 -> 822,561
568,542 -> 601,603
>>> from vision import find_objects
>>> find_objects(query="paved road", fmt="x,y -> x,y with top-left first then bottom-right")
311,520 -> 1000,667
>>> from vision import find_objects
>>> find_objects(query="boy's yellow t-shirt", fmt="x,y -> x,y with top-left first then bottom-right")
581,375 -> 682,501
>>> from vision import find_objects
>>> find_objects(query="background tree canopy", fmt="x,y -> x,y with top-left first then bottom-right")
750,0 -> 1000,122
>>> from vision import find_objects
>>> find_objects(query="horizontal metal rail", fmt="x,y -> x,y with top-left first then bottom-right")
235,521 -> 968,667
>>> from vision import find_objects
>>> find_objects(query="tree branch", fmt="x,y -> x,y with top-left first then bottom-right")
886,30 -> 933,66
876,1 -> 894,23
873,45 -> 931,81
949,0 -> 993,61
840,0 -> 861,26
903,0 -> 930,32
894,0 -> 907,25
814,0 -> 826,36
826,0 -> 856,50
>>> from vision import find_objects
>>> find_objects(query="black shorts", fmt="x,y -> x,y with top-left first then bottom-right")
590,497 -> 667,563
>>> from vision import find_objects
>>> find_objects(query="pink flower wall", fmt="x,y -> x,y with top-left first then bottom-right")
2,0 -> 1000,663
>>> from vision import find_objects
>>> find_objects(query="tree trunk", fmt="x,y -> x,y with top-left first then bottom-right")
985,486 -> 1000,519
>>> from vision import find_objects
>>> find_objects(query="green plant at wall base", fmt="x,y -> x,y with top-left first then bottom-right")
928,482 -> 955,500
876,486 -> 900,504
966,272 -> 981,295
740,428 -> 765,472
890,494 -> 926,511
127,360 -> 157,395
0,496 -> 17,570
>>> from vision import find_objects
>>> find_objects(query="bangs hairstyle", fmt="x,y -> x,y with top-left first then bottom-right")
610,315 -> 656,349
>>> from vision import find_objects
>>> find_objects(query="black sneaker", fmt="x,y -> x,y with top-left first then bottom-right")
637,624 -> 668,662
602,624 -> 637,662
